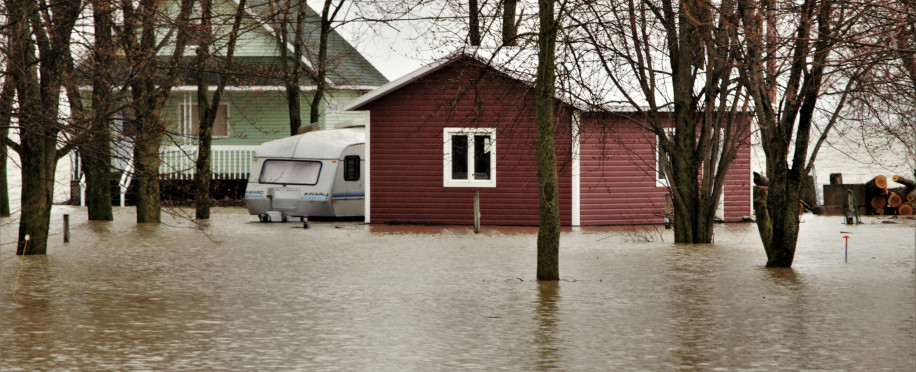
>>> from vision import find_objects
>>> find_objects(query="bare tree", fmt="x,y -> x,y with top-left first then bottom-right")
193,0 -> 248,219
735,0 -> 868,267
566,0 -> 750,243
308,0 -> 344,126
535,0 -> 560,281
5,0 -> 83,254
0,70 -> 14,217
117,0 -> 195,223
79,0 -> 117,221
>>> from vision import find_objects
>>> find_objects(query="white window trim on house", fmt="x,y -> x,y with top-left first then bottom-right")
178,95 -> 231,141
443,127 -> 496,188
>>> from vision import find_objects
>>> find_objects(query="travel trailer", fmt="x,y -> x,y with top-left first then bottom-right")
244,124 -> 365,222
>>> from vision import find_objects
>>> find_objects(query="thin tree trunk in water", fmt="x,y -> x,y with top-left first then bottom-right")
8,0 -> 80,254
195,0 -> 214,220
195,95 -> 213,220
129,0 -> 193,223
194,0 -> 245,220
134,111 -> 163,223
0,76 -> 14,217
17,139 -> 57,254
85,0 -> 115,221
535,0 -> 560,281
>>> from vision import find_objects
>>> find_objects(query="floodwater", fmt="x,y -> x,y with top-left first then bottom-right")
1,207 -> 914,371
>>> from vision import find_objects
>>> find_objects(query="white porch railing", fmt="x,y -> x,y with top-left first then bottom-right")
158,145 -> 258,180
70,145 -> 258,207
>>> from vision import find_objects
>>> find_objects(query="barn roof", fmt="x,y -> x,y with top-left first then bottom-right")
343,50 -> 590,112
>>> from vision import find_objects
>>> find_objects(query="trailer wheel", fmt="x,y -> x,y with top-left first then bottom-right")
260,214 -> 271,223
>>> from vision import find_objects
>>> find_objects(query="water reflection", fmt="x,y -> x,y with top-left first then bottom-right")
534,281 -> 560,370
665,245 -> 722,369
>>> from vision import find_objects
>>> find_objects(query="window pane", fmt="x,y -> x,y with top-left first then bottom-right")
214,104 -> 229,137
259,160 -> 322,185
657,145 -> 666,180
180,104 -> 229,137
451,135 -> 468,180
473,135 -> 490,180
344,155 -> 360,181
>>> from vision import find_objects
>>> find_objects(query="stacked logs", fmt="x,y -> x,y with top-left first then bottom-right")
866,175 -> 916,216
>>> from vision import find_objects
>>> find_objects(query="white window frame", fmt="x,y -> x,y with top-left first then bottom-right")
656,128 -> 674,187
443,127 -> 496,188
178,101 -> 231,139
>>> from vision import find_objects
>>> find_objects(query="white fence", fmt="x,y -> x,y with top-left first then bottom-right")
71,146 -> 258,207
158,145 -> 258,180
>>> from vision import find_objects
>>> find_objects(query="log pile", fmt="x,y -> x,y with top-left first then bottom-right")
865,174 -> 916,216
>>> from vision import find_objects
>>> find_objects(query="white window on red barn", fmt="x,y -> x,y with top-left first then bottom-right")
656,128 -> 674,188
443,128 -> 496,188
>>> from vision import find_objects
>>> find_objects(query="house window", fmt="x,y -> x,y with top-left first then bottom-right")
443,128 -> 496,187
343,155 -> 360,181
259,160 -> 322,185
328,99 -> 340,113
178,103 -> 230,138
656,128 -> 674,187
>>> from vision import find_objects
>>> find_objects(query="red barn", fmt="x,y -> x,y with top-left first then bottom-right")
344,55 -> 751,226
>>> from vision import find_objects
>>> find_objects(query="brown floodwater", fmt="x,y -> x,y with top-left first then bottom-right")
1,206 -> 914,371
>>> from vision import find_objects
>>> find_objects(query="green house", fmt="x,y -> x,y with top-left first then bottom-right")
76,0 -> 387,205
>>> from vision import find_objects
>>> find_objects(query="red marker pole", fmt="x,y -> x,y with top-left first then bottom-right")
843,235 -> 850,263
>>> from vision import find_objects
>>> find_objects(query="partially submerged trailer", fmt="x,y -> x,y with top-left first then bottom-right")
244,124 -> 365,222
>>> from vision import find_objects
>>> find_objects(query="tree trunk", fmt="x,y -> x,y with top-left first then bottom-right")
469,0 -> 481,46
535,0 -> 560,281
286,83 -> 303,136
194,0 -> 245,219
309,0 -> 337,126
502,0 -> 518,46
17,138 -> 57,255
195,97 -> 214,220
281,0 -> 306,136
84,0 -> 115,221
128,0 -> 194,223
8,0 -> 80,254
763,161 -> 802,267
195,0 -> 214,220
0,75 -> 14,217
134,111 -> 163,223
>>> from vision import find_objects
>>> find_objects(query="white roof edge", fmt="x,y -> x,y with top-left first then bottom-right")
342,55 -> 460,111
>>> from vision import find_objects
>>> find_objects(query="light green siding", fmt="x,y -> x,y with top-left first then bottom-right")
160,88 -> 370,146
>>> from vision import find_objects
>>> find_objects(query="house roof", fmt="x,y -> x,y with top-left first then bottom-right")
344,51 -> 591,112
77,0 -> 387,90
245,0 -> 388,88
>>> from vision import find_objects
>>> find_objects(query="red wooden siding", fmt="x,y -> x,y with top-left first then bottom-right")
578,113 -> 752,225
363,59 -> 573,226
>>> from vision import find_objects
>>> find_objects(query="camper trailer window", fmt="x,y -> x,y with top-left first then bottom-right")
259,160 -> 322,185
344,155 -> 360,181
443,128 -> 496,187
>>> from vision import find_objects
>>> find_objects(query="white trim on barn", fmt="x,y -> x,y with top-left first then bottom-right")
571,112 -> 581,227
364,110 -> 371,224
